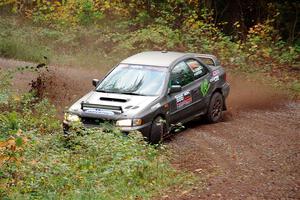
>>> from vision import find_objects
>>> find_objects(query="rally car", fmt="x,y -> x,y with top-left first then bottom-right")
64,51 -> 230,143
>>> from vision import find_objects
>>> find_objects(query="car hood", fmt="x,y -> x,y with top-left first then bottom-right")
69,91 -> 159,118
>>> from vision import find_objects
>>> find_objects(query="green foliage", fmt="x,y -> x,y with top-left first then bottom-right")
114,25 -> 182,53
0,70 -> 13,104
0,67 -> 60,140
0,67 -> 192,199
0,95 -> 60,140
0,2 -> 299,91
0,112 -> 20,139
30,0 -> 104,27
1,123 -> 191,199
0,37 -> 49,62
2,129 -> 188,199
0,19 -> 51,62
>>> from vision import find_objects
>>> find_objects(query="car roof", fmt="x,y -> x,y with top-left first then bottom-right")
120,51 -> 191,67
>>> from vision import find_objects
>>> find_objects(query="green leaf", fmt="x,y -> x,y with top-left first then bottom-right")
15,137 -> 23,147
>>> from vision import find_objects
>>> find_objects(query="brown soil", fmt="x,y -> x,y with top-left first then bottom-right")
1,58 -> 299,199
162,75 -> 299,199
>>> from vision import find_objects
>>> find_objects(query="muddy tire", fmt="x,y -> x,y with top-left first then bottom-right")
149,116 -> 166,144
206,92 -> 224,123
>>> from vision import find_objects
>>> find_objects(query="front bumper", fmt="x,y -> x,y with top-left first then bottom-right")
63,120 -> 152,139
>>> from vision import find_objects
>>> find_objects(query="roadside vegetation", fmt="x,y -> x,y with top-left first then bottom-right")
0,68 -> 193,199
0,0 -> 299,199
0,1 -> 299,93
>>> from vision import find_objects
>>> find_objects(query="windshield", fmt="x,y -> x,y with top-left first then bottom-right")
96,64 -> 167,96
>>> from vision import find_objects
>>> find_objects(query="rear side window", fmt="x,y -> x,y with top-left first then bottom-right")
170,62 -> 194,86
185,59 -> 208,79
197,57 -> 215,66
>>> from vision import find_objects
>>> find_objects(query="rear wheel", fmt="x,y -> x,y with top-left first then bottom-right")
149,116 -> 166,144
206,92 -> 224,123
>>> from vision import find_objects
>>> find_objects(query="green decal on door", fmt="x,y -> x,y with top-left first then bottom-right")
200,79 -> 210,96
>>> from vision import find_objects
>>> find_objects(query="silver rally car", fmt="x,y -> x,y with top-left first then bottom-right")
64,51 -> 230,143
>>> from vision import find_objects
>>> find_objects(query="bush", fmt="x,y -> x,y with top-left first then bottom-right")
30,0 -> 104,27
0,67 -> 192,199
1,125 -> 191,199
113,24 -> 183,54
0,38 -> 49,63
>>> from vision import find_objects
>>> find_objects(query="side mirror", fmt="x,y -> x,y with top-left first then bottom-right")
92,79 -> 99,87
169,85 -> 182,94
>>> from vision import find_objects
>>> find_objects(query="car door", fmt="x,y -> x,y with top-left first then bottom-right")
168,61 -> 197,124
185,58 -> 211,113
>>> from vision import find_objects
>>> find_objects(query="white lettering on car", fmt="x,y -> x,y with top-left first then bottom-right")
210,75 -> 219,82
85,109 -> 114,116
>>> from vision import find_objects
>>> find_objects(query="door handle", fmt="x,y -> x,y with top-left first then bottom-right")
191,90 -> 198,94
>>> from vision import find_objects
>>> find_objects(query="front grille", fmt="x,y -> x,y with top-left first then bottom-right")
81,117 -> 114,126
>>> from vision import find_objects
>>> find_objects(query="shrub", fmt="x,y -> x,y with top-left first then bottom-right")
29,0 -> 104,27
113,24 -> 183,54
0,67 -> 192,199
1,125 -> 191,199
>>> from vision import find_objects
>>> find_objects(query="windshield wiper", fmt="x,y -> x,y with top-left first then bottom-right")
119,92 -> 145,96
96,89 -> 108,93
96,89 -> 118,93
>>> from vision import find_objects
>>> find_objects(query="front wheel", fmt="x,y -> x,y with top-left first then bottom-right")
206,92 -> 224,123
149,116 -> 166,144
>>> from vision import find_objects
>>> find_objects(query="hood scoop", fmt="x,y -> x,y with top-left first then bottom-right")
99,97 -> 127,103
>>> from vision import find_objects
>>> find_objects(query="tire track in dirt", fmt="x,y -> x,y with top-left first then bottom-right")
164,103 -> 300,199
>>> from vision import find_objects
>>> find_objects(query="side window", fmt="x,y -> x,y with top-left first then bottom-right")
185,59 -> 208,79
170,62 -> 194,87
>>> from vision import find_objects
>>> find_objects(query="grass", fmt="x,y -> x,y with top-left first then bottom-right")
0,37 -> 50,63
0,16 -> 128,69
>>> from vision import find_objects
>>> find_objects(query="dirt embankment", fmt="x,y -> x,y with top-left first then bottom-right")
1,58 -> 299,199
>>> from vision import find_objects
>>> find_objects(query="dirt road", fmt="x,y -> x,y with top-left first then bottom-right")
1,58 -> 299,199
165,103 -> 299,199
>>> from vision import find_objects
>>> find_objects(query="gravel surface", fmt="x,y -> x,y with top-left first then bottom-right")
165,103 -> 299,199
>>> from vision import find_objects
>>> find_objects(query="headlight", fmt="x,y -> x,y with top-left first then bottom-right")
64,113 -> 80,122
116,119 -> 143,127
116,119 -> 132,127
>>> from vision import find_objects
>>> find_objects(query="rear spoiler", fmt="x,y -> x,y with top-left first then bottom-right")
196,54 -> 221,67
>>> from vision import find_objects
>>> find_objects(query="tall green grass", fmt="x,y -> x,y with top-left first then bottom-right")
0,37 -> 50,63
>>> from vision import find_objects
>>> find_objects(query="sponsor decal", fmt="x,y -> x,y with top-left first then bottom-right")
200,79 -> 210,96
212,70 -> 219,76
210,70 -> 220,82
210,75 -> 219,82
175,91 -> 192,108
187,60 -> 203,76
85,108 -> 114,116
